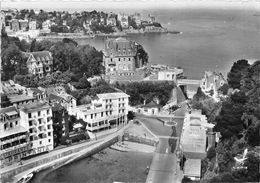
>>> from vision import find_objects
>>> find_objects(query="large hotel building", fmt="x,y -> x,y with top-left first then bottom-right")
19,102 -> 54,155
76,92 -> 129,138
0,106 -> 31,167
103,37 -> 148,82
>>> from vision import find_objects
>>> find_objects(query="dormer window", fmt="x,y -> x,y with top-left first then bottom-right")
37,57 -> 41,61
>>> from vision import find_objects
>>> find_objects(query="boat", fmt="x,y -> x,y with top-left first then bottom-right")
16,172 -> 34,183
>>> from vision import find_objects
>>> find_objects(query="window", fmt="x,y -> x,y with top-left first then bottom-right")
28,113 -> 32,118
29,128 -> 33,133
30,136 -> 33,141
129,58 -> 131,61
110,58 -> 112,61
119,58 -> 121,61
39,141 -> 42,145
101,112 -> 103,117
48,125 -> 51,129
10,122 -> 13,128
38,111 -> 41,116
48,132 -> 51,136
47,109 -> 50,115
15,121 -> 18,126
4,123 -> 7,130
29,120 -> 33,126
48,139 -> 51,143
91,114 -> 93,119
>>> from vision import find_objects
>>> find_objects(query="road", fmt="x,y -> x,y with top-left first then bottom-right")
136,104 -> 188,183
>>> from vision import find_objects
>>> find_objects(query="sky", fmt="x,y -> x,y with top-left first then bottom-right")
1,0 -> 260,11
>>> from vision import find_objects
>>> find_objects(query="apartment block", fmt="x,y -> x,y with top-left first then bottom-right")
76,92 -> 129,138
19,102 -> 54,155
0,106 -> 31,167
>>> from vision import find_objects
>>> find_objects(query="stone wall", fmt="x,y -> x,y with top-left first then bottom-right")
123,133 -> 158,147
1,136 -> 119,183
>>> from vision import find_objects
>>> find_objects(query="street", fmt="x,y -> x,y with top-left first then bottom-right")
136,104 -> 188,183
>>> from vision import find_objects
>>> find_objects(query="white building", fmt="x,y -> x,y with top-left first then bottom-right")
76,92 -> 129,138
201,71 -> 226,100
48,93 -> 77,116
0,106 -> 31,167
118,13 -> 129,29
29,20 -> 37,30
19,102 -> 54,155
158,67 -> 184,81
180,110 -> 214,180
137,101 -> 161,115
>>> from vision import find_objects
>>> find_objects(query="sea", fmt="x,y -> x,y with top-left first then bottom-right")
30,7 -> 260,183
75,8 -> 260,80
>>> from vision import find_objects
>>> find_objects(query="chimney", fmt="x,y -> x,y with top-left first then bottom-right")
143,100 -> 146,105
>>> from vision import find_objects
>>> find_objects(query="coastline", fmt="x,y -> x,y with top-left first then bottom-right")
36,29 -> 181,41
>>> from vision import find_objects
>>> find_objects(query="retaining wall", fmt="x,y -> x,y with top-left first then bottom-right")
1,136 -> 119,183
123,133 -> 158,147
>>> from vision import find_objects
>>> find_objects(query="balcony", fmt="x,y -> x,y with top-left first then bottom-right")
1,142 -> 29,154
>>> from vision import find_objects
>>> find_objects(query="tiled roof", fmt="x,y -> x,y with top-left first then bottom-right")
141,101 -> 161,109
20,101 -> 51,113
97,92 -> 129,99
26,51 -> 53,63
0,106 -> 18,115
8,95 -> 36,103
104,37 -> 137,57
30,88 -> 45,94
48,93 -> 64,101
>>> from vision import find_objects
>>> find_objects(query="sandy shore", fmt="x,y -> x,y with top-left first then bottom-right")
31,142 -> 154,183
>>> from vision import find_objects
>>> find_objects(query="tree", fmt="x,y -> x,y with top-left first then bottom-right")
227,59 -> 250,89
74,76 -> 91,89
214,91 -> 247,139
1,44 -> 24,81
207,146 -> 216,160
218,83 -> 229,95
232,151 -> 260,182
127,111 -> 135,120
240,61 -> 260,146
215,138 -> 236,173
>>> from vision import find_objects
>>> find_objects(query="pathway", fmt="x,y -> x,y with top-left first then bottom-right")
136,104 -> 188,183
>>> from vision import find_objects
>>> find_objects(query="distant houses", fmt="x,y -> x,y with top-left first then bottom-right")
117,13 -> 129,29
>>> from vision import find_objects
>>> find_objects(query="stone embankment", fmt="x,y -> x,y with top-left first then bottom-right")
0,125 -> 128,183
